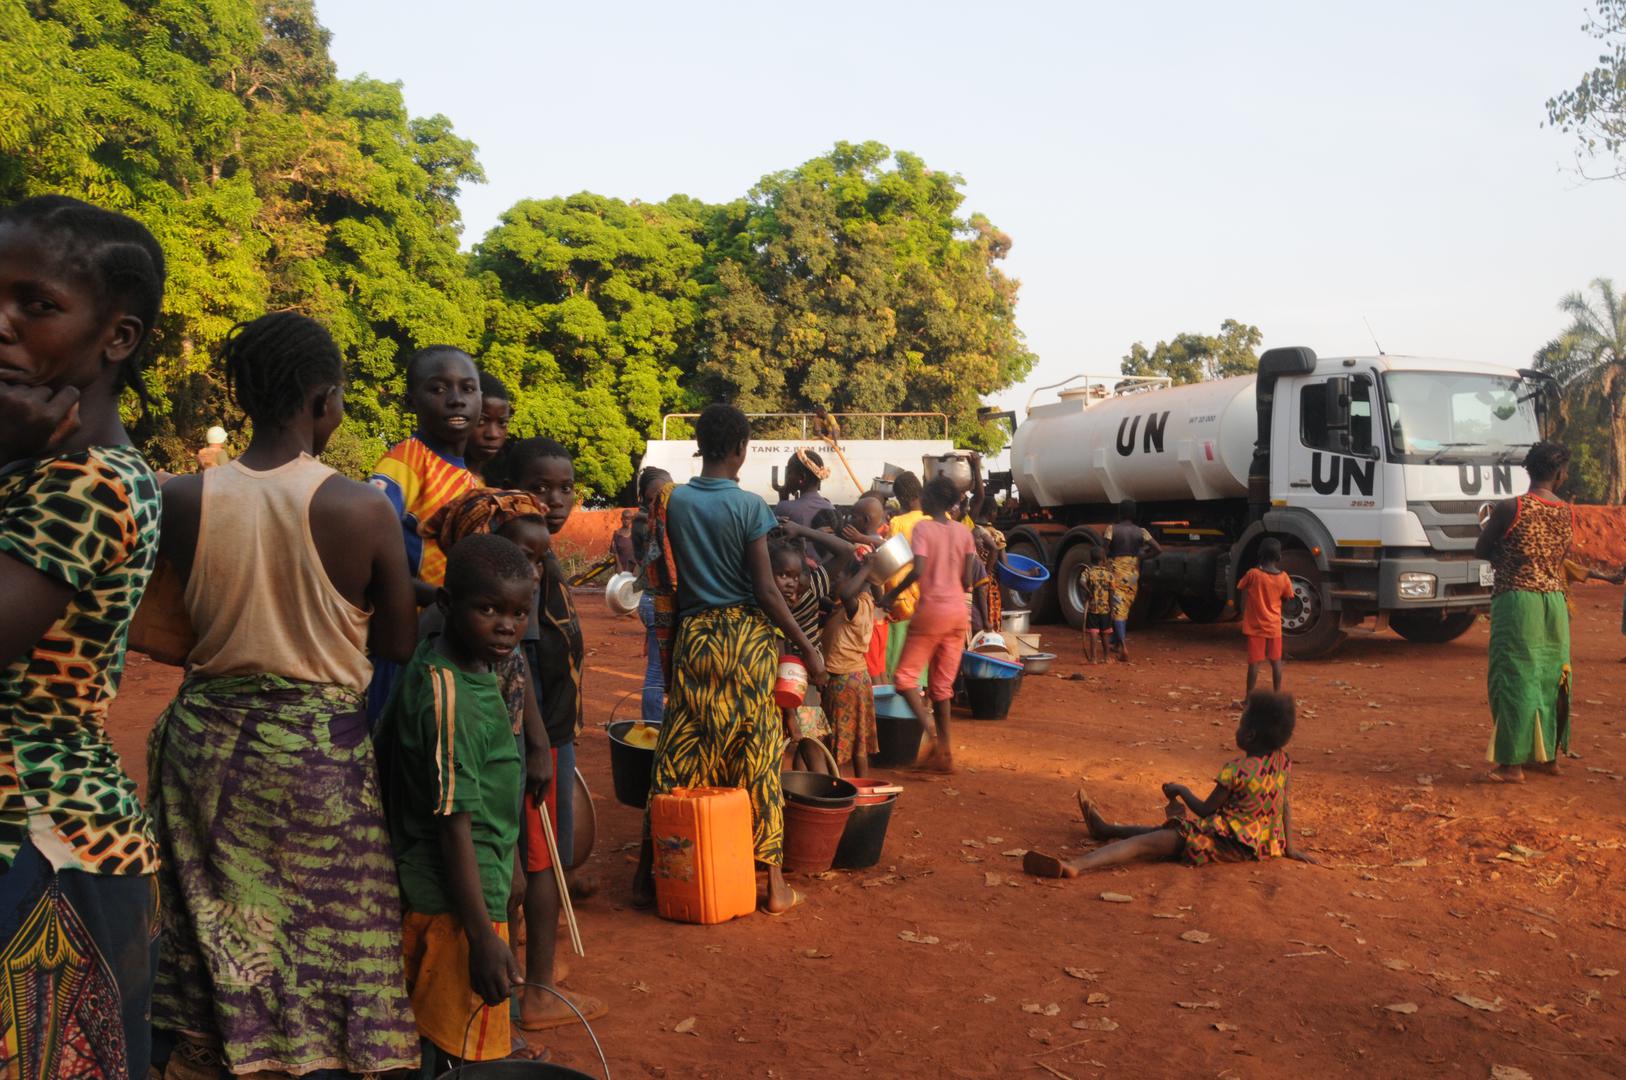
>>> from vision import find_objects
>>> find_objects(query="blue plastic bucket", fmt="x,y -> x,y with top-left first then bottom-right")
995,554 -> 1051,592
960,651 -> 1023,679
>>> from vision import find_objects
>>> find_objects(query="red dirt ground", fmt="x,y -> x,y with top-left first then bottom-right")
108,589 -> 1626,1079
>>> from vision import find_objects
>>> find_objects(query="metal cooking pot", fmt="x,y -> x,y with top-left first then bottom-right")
922,452 -> 975,493
866,532 -> 914,580
604,572 -> 642,616
1001,609 -> 1031,636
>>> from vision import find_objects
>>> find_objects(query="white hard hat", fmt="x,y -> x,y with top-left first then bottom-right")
206,426 -> 227,445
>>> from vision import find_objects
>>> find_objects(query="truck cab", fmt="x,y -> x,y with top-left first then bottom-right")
1261,353 -> 1541,654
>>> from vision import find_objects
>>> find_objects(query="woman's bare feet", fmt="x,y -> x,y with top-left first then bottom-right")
762,866 -> 799,914
1528,760 -> 1560,776
1076,789 -> 1110,840
1486,765 -> 1526,784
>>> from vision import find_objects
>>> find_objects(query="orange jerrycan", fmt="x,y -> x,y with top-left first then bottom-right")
649,786 -> 756,924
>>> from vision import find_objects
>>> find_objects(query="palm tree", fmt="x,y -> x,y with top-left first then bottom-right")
1556,277 -> 1626,503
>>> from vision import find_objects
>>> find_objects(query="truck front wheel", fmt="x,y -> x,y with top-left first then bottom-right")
1390,610 -> 1479,644
1280,550 -> 1346,659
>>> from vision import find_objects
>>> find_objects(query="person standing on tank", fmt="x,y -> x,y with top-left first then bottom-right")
1105,500 -> 1162,662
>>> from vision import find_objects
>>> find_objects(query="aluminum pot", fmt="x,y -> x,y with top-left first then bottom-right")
1001,609 -> 1031,636
604,572 -> 642,616
922,452 -> 975,493
866,532 -> 914,580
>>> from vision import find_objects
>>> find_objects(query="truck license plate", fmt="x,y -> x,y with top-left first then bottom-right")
1478,563 -> 1494,587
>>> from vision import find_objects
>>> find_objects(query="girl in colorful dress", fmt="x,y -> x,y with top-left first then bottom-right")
1023,691 -> 1313,877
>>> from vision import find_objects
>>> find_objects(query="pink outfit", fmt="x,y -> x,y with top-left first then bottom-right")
894,519 -> 976,702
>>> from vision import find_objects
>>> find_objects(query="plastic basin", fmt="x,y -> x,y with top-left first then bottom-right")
996,554 -> 1051,592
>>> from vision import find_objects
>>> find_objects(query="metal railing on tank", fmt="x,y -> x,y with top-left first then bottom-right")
659,411 -> 951,441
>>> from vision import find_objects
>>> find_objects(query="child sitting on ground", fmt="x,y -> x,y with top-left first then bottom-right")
376,534 -> 534,1068
1237,538 -> 1295,696
822,552 -> 882,777
1080,545 -> 1113,667
1023,691 -> 1313,878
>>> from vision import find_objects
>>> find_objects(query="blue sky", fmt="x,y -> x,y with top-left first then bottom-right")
320,0 -> 1619,412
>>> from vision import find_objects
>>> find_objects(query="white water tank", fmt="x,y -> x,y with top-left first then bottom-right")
1011,375 -> 1259,506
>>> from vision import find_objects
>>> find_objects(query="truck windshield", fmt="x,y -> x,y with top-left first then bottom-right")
1381,372 -> 1540,463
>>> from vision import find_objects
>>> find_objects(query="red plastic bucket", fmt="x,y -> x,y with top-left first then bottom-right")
782,799 -> 854,874
774,654 -> 808,709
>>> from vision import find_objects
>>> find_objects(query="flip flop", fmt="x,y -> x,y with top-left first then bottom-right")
517,990 -> 609,1032
1023,850 -> 1067,879
1075,788 -> 1099,825
761,888 -> 806,917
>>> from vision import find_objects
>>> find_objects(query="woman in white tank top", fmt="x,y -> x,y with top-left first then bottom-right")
146,314 -> 422,1077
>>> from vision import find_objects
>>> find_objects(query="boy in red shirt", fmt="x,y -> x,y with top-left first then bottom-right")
1237,538 -> 1296,696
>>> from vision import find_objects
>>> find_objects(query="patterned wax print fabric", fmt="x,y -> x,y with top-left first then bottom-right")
535,554 -> 585,745
1175,751 -> 1291,866
0,445 -> 160,877
1109,555 -> 1140,622
648,605 -> 784,865
367,434 -> 475,589
824,669 -> 878,766
1491,494 -> 1571,597
0,837 -> 157,1080
148,676 -> 419,1075
1082,564 -> 1113,617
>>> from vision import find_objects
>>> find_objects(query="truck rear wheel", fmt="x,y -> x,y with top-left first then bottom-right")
1390,610 -> 1479,644
1004,537 -> 1061,625
1280,550 -> 1346,659
1054,544 -> 1095,630
1178,593 -> 1228,624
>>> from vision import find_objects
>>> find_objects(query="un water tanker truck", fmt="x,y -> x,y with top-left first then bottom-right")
992,347 -> 1553,658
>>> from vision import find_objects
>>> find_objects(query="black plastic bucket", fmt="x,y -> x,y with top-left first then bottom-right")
965,675 -> 1019,720
833,779 -> 901,869
781,771 -> 858,808
872,710 -> 924,767
607,720 -> 659,808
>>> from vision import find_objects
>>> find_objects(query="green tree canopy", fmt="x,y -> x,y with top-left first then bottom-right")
0,0 -> 484,471
2,9 -> 1039,490
473,193 -> 708,498
1120,319 -> 1263,385
695,141 -> 1035,450
1546,0 -> 1626,181
1542,278 -> 1626,503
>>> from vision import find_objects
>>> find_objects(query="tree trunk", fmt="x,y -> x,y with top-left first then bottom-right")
1610,385 -> 1626,505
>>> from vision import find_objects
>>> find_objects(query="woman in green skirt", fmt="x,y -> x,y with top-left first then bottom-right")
1474,442 -> 1574,783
